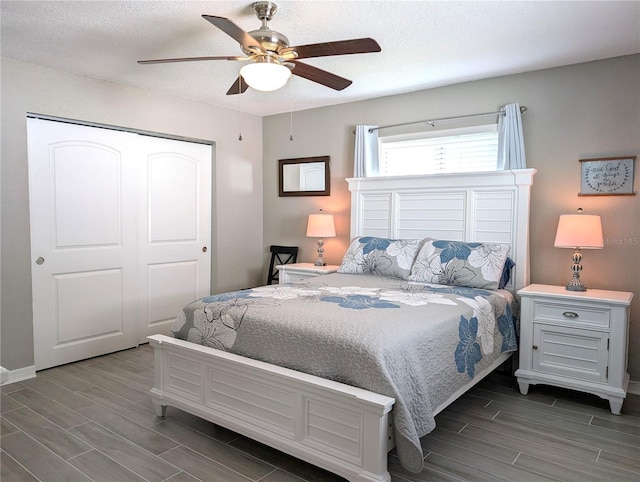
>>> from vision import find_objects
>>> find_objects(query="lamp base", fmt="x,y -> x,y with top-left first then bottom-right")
314,238 -> 326,266
565,250 -> 586,291
565,280 -> 587,292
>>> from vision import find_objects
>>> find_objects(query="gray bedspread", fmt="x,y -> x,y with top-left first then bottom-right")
170,272 -> 518,473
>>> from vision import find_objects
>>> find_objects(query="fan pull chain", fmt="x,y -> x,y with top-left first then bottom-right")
289,105 -> 293,141
289,77 -> 294,141
238,76 -> 243,141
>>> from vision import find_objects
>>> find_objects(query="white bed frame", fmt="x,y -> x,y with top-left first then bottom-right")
149,169 -> 536,482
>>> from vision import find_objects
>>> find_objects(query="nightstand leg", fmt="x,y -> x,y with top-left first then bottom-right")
517,379 -> 530,395
609,397 -> 623,415
152,398 -> 167,417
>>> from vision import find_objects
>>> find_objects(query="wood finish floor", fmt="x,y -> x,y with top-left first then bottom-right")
1,344 -> 639,482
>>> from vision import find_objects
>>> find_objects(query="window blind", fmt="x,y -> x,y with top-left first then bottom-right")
379,130 -> 499,176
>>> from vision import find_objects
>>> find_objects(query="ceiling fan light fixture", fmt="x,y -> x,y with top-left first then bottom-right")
240,61 -> 291,91
139,4 -> 381,95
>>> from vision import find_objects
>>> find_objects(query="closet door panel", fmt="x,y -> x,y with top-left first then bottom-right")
148,153 -> 198,242
52,143 -> 122,247
28,119 -> 139,370
147,261 -> 198,327
139,137 -> 212,341
55,269 -> 124,343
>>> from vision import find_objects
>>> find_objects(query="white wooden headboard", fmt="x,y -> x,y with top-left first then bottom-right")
346,169 -> 536,293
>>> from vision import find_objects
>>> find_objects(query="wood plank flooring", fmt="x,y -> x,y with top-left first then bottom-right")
2,345 -> 639,481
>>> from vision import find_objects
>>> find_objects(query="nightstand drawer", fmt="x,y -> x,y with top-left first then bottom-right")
285,272 -> 315,283
277,263 -> 340,284
533,301 -> 610,329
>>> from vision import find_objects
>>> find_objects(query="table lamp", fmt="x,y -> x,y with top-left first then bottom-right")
554,210 -> 604,291
306,210 -> 336,266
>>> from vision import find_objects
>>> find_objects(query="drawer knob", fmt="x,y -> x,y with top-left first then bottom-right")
562,311 -> 579,318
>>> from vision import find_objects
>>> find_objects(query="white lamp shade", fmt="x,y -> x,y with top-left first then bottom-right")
240,62 -> 291,91
554,214 -> 604,249
306,214 -> 336,238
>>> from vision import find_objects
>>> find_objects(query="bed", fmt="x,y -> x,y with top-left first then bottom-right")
148,169 -> 536,482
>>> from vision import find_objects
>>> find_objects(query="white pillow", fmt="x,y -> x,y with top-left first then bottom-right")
408,239 -> 510,290
338,237 -> 424,280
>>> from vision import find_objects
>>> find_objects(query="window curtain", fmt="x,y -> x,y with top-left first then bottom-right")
497,103 -> 527,170
353,125 -> 379,177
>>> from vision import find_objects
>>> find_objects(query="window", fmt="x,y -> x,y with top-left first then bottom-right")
378,125 -> 499,176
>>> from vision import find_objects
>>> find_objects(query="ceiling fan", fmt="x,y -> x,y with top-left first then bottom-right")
138,1 -> 381,95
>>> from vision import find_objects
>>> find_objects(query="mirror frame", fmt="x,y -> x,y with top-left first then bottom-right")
278,156 -> 331,197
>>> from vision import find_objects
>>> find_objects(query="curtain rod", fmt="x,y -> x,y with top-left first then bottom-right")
366,105 -> 527,133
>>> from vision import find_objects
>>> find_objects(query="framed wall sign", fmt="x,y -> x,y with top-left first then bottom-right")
579,156 -> 636,196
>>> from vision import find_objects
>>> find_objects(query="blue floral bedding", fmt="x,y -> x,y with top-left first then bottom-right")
170,272 -> 518,473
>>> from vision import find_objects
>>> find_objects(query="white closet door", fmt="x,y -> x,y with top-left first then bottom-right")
137,136 -> 211,341
27,119 -> 212,369
28,119 -> 140,370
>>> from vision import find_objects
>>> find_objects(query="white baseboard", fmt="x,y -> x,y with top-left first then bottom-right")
0,365 -> 36,386
628,379 -> 640,396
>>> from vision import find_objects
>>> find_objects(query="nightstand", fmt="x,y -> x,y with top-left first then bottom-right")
276,263 -> 340,284
515,284 -> 633,414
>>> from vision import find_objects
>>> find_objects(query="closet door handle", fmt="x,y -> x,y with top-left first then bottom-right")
202,246 -> 208,253
35,257 -> 45,265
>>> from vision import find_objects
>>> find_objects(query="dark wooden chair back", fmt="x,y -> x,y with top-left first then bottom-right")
267,245 -> 299,285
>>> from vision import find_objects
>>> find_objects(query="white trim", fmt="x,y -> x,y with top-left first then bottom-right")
26,112 -> 214,146
0,365 -> 36,386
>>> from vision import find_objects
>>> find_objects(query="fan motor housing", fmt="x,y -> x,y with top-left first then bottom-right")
245,28 -> 289,55
244,2 -> 289,56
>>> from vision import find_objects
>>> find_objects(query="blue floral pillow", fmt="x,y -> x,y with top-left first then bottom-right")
338,236 -> 424,280
408,239 -> 510,290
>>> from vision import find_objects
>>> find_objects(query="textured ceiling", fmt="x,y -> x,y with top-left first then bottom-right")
2,1 -> 639,117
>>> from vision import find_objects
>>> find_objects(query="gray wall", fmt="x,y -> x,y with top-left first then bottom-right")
3,55 -> 639,382
262,55 -> 640,380
1,57 -> 264,371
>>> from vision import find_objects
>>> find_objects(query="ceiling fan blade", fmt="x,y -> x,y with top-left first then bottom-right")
289,38 -> 381,59
225,76 -> 250,96
290,61 -> 352,91
202,15 -> 265,53
138,56 -> 243,64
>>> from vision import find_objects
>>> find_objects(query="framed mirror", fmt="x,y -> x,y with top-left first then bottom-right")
279,156 -> 330,197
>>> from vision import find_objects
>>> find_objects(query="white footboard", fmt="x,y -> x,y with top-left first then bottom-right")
148,335 -> 395,482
